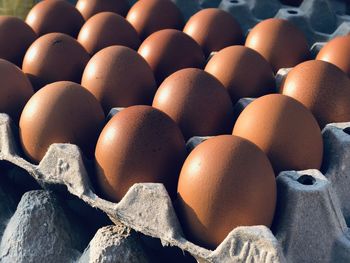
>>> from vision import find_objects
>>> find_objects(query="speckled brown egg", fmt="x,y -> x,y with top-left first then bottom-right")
138,29 -> 205,84
95,105 -> 186,202
183,8 -> 243,56
152,68 -> 234,140
126,0 -> 183,40
76,0 -> 130,20
19,81 -> 105,163
281,60 -> 350,128
77,12 -> 140,55
22,33 -> 90,91
0,16 -> 37,66
25,0 -> 84,37
177,135 -> 276,249
82,45 -> 156,113
232,94 -> 323,174
0,59 -> 34,122
205,46 -> 276,104
245,18 -> 309,72
316,36 -> 350,77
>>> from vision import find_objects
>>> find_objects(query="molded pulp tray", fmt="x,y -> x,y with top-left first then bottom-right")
1,0 -> 350,262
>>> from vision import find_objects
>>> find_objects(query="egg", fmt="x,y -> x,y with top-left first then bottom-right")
138,29 -> 205,84
205,46 -> 276,104
126,0 -> 183,40
245,18 -> 309,72
76,0 -> 130,20
95,105 -> 186,202
25,0 -> 84,37
152,68 -> 234,140
316,36 -> 350,77
183,8 -> 243,56
22,33 -> 90,91
232,94 -> 323,174
281,60 -> 350,128
176,135 -> 276,249
19,81 -> 105,163
0,59 -> 34,122
0,16 -> 37,66
82,46 -> 156,113
77,12 -> 140,55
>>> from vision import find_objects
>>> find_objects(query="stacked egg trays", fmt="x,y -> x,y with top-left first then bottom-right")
1,0 -> 350,262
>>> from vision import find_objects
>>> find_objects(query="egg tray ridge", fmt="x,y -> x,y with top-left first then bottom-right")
1,113 -> 350,262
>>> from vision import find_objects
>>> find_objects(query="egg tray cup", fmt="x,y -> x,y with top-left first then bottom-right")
1,109 -> 350,262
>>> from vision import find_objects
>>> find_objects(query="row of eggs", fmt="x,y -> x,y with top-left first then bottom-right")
1,0 -> 350,251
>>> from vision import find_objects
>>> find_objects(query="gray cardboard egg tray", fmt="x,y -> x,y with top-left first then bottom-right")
1,87 -> 350,263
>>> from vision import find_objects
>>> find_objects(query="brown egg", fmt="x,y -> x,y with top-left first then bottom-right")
183,9 -> 243,56
177,135 -> 276,249
138,29 -> 205,84
0,59 -> 34,122
76,0 -> 130,20
82,46 -> 156,113
77,12 -> 140,55
0,16 -> 37,66
316,36 -> 350,77
152,68 -> 234,140
19,81 -> 104,163
126,0 -> 183,40
22,33 -> 90,91
95,105 -> 186,202
205,46 -> 276,104
245,18 -> 309,72
232,94 -> 323,174
281,60 -> 350,128
25,0 -> 84,37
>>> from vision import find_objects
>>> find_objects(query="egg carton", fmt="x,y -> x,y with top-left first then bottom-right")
1,107 -> 350,262
0,184 -> 152,263
221,0 -> 350,43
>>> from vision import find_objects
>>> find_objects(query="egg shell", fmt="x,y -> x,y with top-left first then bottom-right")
77,12 -> 140,55
205,45 -> 276,104
0,59 -> 34,122
138,29 -> 205,84
22,33 -> 90,91
0,16 -> 37,66
282,60 -> 350,128
25,0 -> 84,37
232,94 -> 323,174
152,68 -> 234,140
245,18 -> 309,73
95,105 -> 186,202
316,36 -> 350,77
81,45 -> 156,113
126,0 -> 184,41
19,81 -> 105,163
76,0 -> 130,20
183,8 -> 243,57
176,135 -> 276,249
